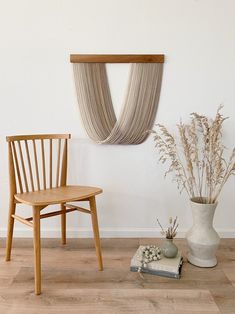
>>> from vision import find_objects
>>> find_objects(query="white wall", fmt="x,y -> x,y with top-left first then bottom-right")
0,0 -> 235,238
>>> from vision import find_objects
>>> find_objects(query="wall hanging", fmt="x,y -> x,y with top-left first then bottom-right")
71,54 -> 164,145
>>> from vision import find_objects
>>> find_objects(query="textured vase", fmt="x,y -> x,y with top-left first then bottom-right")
162,238 -> 178,258
186,197 -> 220,267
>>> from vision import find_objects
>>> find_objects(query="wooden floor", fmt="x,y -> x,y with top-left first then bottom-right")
0,238 -> 235,314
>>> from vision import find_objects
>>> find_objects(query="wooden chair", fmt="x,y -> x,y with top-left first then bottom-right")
5,134 -> 103,295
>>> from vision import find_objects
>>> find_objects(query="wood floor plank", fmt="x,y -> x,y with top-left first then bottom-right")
0,289 -> 220,313
222,268 -> 235,283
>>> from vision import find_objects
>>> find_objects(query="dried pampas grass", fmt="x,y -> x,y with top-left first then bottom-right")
151,106 -> 235,204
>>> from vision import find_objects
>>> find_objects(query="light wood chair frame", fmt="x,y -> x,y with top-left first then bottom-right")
5,134 -> 103,295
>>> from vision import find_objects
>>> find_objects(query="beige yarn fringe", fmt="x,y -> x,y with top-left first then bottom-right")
73,62 -> 163,144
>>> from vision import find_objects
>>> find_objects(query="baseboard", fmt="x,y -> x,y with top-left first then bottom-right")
1,227 -> 235,238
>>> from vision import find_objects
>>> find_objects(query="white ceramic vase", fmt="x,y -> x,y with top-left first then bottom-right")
186,197 -> 220,267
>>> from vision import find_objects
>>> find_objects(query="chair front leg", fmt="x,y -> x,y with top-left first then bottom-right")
61,203 -> 66,244
33,206 -> 41,295
5,200 -> 16,261
89,196 -> 103,271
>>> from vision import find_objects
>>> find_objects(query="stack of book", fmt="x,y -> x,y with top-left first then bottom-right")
130,245 -> 183,279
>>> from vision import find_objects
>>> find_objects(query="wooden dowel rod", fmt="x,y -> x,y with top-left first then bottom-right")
41,139 -> 46,190
70,54 -> 165,63
66,204 -> 91,214
56,139 -> 61,188
12,214 -> 33,227
12,142 -> 23,193
33,140 -> 40,191
25,140 -> 35,192
60,139 -> 68,186
26,207 -> 77,221
17,141 -> 29,192
49,139 -> 53,189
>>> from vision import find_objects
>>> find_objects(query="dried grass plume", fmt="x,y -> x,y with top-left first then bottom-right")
151,106 -> 235,204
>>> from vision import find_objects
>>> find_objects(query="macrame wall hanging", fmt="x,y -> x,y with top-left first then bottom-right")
70,54 -> 164,145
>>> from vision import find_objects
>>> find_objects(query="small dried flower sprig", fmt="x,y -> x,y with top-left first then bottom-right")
157,217 -> 179,239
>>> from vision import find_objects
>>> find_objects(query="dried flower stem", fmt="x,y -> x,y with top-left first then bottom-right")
157,217 -> 179,239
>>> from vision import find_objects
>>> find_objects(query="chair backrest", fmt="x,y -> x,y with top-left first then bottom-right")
6,134 -> 71,195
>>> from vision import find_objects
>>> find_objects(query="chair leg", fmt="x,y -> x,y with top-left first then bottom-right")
89,196 -> 103,271
5,201 -> 16,261
61,203 -> 66,245
33,206 -> 41,295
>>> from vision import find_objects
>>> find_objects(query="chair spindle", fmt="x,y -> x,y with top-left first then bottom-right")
12,142 -> 23,193
49,139 -> 53,188
17,141 -> 29,192
25,140 -> 35,192
56,139 -> 61,187
33,140 -> 40,191
41,139 -> 46,190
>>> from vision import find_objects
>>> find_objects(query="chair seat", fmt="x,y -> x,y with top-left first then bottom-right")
14,185 -> 102,206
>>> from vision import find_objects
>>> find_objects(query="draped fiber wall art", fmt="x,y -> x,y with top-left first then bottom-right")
70,54 -> 164,145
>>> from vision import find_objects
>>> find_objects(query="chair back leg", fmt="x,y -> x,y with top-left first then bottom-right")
61,203 -> 66,244
6,201 -> 16,261
33,206 -> 41,295
89,196 -> 103,271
